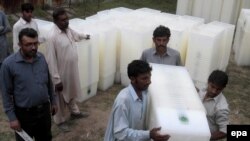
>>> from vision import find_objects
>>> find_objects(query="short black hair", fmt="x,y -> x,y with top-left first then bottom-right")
153,25 -> 171,38
18,28 -> 38,43
53,8 -> 67,21
208,70 -> 228,87
127,60 -> 152,78
21,3 -> 34,12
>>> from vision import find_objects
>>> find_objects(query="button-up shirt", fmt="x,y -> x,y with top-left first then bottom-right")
13,18 -> 39,52
140,47 -> 181,66
0,51 -> 55,121
199,89 -> 229,133
104,84 -> 150,141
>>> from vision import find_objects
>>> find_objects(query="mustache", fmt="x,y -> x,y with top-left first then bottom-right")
158,45 -> 166,48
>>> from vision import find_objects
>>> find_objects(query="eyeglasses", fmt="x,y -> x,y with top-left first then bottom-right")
22,42 -> 40,48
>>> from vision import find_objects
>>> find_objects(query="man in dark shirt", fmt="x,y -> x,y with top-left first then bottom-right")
0,28 -> 57,141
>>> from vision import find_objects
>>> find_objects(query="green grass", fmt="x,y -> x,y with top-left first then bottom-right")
70,0 -> 177,18
0,132 -> 15,141
33,6 -> 49,19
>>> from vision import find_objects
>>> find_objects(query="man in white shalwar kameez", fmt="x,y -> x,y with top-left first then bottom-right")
46,8 -> 90,132
13,3 -> 39,52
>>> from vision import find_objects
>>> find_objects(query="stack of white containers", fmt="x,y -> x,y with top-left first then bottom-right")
119,9 -> 160,86
35,7 -> 236,103
167,15 -> 204,64
234,9 -> 250,66
207,22 -> 235,71
148,63 -> 210,141
185,24 -> 223,89
68,18 -> 99,102
185,21 -> 235,89
86,7 -> 133,84
176,0 -> 250,24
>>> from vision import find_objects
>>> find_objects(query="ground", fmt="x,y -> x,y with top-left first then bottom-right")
51,84 -> 123,141
0,84 -> 123,141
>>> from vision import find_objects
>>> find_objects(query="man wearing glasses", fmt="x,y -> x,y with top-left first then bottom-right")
0,28 -> 57,141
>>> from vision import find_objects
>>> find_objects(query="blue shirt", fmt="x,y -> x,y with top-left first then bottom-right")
104,84 -> 150,141
0,51 -> 55,121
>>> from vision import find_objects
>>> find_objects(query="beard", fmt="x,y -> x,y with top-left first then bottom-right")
157,45 -> 166,49
27,49 -> 37,58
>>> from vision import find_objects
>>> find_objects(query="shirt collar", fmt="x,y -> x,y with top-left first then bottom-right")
20,17 -> 33,25
53,24 -> 69,34
152,47 -> 170,56
202,88 -> 222,102
213,93 -> 222,102
15,51 -> 41,63
128,84 -> 147,101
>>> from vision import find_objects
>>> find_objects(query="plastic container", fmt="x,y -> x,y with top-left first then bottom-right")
176,0 -> 193,15
233,9 -> 250,52
167,15 -> 204,65
235,15 -> 250,66
70,18 -> 118,91
185,24 -> 224,89
207,21 -> 235,71
69,19 -> 99,101
120,24 -> 154,86
86,8 -> 133,84
148,64 -> 210,141
220,0 -> 236,24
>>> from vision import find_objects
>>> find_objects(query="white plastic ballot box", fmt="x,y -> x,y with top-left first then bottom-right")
148,63 -> 211,141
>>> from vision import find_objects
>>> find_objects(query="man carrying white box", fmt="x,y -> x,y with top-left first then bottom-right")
104,60 -> 170,141
198,70 -> 229,140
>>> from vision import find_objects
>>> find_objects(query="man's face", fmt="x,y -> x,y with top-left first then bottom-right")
153,36 -> 169,52
55,13 -> 69,31
206,82 -> 224,98
19,36 -> 39,59
22,10 -> 33,22
131,72 -> 151,91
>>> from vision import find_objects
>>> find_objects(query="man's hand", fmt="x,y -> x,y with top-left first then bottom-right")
85,34 -> 90,40
150,127 -> 170,141
51,104 -> 58,116
10,120 -> 21,131
55,82 -> 63,92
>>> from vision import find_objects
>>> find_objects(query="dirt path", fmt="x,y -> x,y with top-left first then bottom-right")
51,84 -> 123,141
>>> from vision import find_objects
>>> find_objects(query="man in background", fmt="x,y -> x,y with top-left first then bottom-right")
140,25 -> 181,66
46,8 -> 90,132
1,28 -> 57,141
13,3 -> 39,52
198,70 -> 229,140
